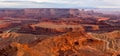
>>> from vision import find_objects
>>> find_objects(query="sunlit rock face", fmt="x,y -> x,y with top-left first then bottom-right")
17,22 -> 84,35
0,8 -> 120,56
0,30 -> 120,56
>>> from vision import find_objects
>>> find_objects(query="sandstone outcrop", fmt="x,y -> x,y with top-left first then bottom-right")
91,31 -> 120,51
17,22 -> 84,35
0,9 -> 80,19
0,30 -> 120,56
0,8 -> 120,56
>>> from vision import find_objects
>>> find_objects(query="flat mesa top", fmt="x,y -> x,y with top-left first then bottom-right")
34,22 -> 82,29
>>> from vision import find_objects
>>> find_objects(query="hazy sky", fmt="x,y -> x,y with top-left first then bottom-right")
0,0 -> 120,8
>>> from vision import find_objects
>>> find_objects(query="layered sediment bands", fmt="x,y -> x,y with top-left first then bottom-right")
0,8 -> 80,18
0,31 -> 119,56
17,22 -> 84,35
0,23 -> 12,31
15,31 -> 119,56
1,30 -> 120,56
0,8 -> 120,56
90,31 -> 120,52
0,22 -> 21,31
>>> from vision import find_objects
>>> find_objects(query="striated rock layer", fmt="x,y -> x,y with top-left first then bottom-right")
17,22 -> 84,35
0,8 -> 80,19
0,30 -> 120,56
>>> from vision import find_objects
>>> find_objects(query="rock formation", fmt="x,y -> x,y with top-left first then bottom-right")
0,8 -> 80,19
0,30 -> 120,56
0,8 -> 119,56
17,22 -> 84,35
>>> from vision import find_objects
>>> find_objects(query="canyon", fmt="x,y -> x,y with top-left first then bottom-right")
0,8 -> 119,56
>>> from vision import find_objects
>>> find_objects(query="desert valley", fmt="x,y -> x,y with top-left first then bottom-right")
0,8 -> 120,56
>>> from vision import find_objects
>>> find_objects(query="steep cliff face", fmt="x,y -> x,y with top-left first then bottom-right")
23,8 -> 80,18
0,9 -> 80,19
0,30 -> 120,56
17,22 -> 84,35
26,31 -> 120,56
0,22 -> 20,31
0,23 -> 11,29
0,9 -> 24,18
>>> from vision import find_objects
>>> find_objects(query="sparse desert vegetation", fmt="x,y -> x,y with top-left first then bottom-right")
0,8 -> 120,56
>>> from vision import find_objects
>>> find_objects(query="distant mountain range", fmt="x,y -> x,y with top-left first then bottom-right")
0,1 -> 120,15
87,8 -> 120,15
